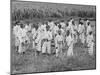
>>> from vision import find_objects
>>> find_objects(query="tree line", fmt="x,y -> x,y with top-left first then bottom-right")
12,8 -> 96,21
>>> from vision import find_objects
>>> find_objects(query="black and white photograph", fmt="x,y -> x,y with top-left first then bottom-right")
11,0 -> 96,74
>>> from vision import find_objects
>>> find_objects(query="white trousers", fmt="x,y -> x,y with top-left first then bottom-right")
18,42 -> 23,53
37,40 -> 42,52
54,37 -> 58,48
18,39 -> 24,53
67,43 -> 73,56
32,41 -> 35,49
42,41 -> 51,54
79,33 -> 85,44
56,42 -> 63,57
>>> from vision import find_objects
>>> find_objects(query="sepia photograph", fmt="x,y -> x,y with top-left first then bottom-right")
11,0 -> 96,74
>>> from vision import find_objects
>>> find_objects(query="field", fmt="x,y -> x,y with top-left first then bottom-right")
11,1 -> 96,74
11,19 -> 96,74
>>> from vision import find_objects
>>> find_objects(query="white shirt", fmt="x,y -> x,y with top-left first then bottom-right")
87,25 -> 92,35
48,21 -> 55,30
42,30 -> 52,41
32,28 -> 37,39
55,34 -> 63,42
35,29 -> 42,43
13,25 -> 20,37
60,22 -> 66,28
87,34 -> 94,46
78,24 -> 85,34
66,34 -> 73,46
86,20 -> 90,27
53,25 -> 59,35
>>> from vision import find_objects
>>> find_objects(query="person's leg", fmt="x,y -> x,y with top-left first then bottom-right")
67,46 -> 71,56
47,41 -> 51,54
55,38 -> 57,49
67,43 -> 73,56
56,44 -> 59,57
42,42 -> 46,54
59,43 -> 63,54
18,41 -> 22,53
71,43 -> 73,56
32,41 -> 35,49
80,34 -> 82,43
38,40 -> 41,52
81,33 -> 85,44
15,37 -> 19,52
88,42 -> 94,55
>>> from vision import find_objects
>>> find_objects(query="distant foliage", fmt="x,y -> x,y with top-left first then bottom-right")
12,8 -> 96,21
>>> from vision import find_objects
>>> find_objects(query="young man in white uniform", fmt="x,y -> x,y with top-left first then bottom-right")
53,23 -> 59,49
42,25 -> 52,54
35,23 -> 44,53
72,21 -> 78,43
55,30 -> 63,57
17,24 -> 25,53
66,30 -> 74,57
86,21 -> 92,36
78,22 -> 85,44
58,24 -> 65,47
32,27 -> 37,49
68,19 -> 76,44
13,24 -> 20,52
48,20 -> 55,31
85,19 -> 90,28
60,20 -> 66,29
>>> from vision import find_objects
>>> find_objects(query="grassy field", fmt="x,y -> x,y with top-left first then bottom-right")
11,37 -> 96,74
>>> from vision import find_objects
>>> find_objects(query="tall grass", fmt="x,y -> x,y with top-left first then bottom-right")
12,8 -> 96,21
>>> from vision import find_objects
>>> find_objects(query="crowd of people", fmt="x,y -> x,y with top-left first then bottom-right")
12,18 -> 95,57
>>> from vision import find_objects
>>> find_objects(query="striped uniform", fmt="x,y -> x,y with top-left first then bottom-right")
86,32 -> 94,55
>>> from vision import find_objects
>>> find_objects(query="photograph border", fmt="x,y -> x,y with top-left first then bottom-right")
10,0 -> 96,74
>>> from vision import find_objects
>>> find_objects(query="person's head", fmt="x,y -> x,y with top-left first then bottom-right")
84,18 -> 87,21
48,19 -> 52,22
34,24 -> 38,30
79,18 -> 82,21
58,30 -> 61,35
46,25 -> 50,31
70,18 -> 73,21
54,22 -> 57,26
66,30 -> 70,36
72,20 -> 75,25
45,21 -> 48,25
58,24 -> 62,29
60,20 -> 64,22
87,21 -> 90,26
20,23 -> 24,28
32,23 -> 35,28
81,22 -> 84,25
79,21 -> 83,25
15,20 -> 20,25
66,22 -> 69,27
89,31 -> 92,35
